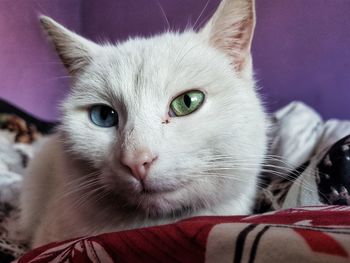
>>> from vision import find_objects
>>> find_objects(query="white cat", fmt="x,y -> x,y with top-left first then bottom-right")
20,0 -> 267,248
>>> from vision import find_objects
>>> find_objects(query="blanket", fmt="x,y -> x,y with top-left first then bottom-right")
17,206 -> 350,263
0,101 -> 349,262
255,102 -> 350,212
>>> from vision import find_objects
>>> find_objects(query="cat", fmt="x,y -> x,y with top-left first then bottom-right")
20,0 -> 268,248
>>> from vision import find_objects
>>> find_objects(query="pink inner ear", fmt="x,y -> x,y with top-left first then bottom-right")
216,19 -> 254,71
204,0 -> 256,72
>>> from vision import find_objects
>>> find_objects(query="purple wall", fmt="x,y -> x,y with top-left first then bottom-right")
1,0 -> 350,121
0,0 -> 81,120
81,0 -> 221,42
253,0 -> 350,119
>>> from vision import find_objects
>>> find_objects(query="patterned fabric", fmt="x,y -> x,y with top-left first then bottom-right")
17,206 -> 350,263
0,114 -> 40,144
0,113 -> 43,262
318,135 -> 350,205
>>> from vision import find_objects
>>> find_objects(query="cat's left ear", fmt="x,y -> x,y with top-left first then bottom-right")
200,0 -> 255,73
39,16 -> 100,75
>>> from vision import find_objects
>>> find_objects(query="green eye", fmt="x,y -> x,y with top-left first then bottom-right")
170,90 -> 205,117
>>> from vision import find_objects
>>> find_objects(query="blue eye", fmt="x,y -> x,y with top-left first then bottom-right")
89,105 -> 118,128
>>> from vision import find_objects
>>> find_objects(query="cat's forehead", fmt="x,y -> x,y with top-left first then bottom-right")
89,32 -> 230,97
114,32 -> 204,66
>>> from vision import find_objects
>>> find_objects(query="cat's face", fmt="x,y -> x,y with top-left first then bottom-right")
42,0 -> 267,216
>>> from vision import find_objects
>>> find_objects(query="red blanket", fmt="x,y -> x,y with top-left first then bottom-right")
18,206 -> 350,263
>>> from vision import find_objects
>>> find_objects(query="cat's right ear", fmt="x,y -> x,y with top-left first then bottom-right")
199,0 -> 255,74
39,16 -> 99,75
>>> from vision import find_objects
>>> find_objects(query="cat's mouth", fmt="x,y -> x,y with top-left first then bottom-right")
139,183 -> 176,195
141,188 -> 158,195
122,179 -> 195,216
136,176 -> 179,196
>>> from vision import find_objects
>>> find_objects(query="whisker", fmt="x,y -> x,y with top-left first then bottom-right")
192,168 -> 316,194
193,0 -> 211,30
156,0 -> 170,30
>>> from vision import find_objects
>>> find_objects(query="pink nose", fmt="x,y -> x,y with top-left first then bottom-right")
121,150 -> 157,181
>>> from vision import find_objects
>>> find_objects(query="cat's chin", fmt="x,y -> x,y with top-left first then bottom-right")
120,185 -> 191,217
135,192 -> 188,217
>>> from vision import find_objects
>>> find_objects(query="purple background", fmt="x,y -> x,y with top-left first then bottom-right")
1,0 -> 349,121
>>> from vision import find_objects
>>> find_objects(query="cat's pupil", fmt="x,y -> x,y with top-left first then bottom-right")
100,107 -> 112,120
184,94 -> 191,108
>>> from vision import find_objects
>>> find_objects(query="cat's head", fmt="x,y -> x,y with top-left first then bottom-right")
41,0 -> 267,216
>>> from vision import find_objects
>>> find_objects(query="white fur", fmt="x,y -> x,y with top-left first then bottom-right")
20,0 -> 267,248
